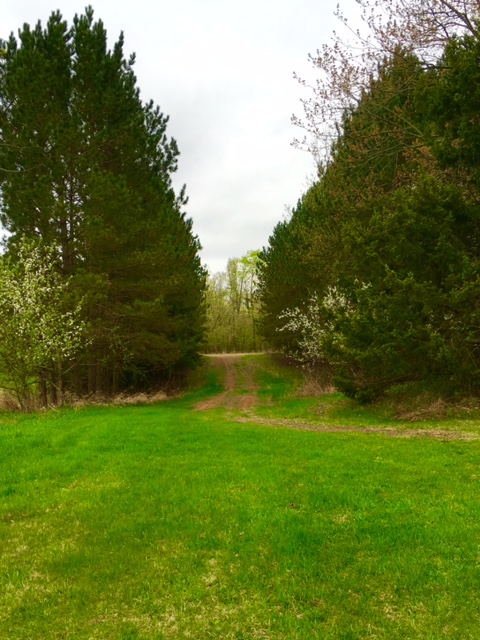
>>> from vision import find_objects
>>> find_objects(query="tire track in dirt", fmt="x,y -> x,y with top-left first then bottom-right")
195,354 -> 258,411
194,355 -> 477,440
234,416 -> 478,440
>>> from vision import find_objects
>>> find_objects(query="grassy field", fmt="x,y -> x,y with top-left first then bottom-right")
1,355 -> 480,639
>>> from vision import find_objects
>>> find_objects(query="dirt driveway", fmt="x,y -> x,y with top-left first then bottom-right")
195,354 -> 258,411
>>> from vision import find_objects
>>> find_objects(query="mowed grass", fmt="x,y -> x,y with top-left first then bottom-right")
1,360 -> 480,638
254,355 -> 480,436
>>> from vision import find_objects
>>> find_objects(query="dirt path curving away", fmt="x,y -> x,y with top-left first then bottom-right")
195,354 -> 259,411
194,354 -> 478,440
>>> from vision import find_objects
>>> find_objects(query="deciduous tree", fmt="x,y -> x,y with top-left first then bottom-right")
205,251 -> 262,353
0,239 -> 88,410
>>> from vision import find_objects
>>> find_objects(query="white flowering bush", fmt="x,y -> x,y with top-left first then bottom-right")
278,294 -> 326,365
278,287 -> 353,366
0,239 -> 88,410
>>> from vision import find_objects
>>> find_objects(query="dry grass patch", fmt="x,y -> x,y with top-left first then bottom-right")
382,390 -> 480,422
69,390 -> 169,408
296,373 -> 336,397
0,389 -> 170,413
0,390 -> 20,411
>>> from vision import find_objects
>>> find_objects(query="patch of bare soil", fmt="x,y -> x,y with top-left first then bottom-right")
195,354 -> 259,411
234,416 -> 478,440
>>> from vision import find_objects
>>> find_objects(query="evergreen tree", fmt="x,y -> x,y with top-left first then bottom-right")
260,36 -> 480,399
0,8 -> 205,396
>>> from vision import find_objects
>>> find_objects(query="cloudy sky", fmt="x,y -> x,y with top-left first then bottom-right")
3,0 -> 358,273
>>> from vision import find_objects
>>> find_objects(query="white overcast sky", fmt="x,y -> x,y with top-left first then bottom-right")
3,0 -> 359,274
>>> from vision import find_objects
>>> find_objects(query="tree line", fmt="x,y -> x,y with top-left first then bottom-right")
258,0 -> 480,401
204,251 -> 263,354
0,7 -> 205,409
4,1 -> 477,409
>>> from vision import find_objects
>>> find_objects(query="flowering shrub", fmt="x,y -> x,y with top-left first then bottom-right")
278,287 -> 353,366
0,240 -> 88,410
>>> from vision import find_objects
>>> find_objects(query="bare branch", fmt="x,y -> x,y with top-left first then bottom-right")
293,0 -> 480,162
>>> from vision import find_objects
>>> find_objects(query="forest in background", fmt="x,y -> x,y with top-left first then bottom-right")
204,251 -> 264,354
258,0 -> 480,401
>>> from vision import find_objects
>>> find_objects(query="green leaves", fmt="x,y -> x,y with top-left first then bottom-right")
260,24 -> 480,400
205,251 -> 262,353
0,8 -> 206,397
0,239 -> 88,410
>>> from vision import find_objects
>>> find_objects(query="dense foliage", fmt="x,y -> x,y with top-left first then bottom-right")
259,0 -> 480,400
0,8 -> 206,403
0,240 -> 88,410
205,251 -> 263,353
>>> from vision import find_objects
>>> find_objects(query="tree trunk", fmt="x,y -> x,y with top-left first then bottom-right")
48,370 -> 58,405
39,369 -> 48,408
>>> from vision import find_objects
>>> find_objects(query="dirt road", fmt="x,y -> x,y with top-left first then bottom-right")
194,354 -> 477,440
195,354 -> 258,411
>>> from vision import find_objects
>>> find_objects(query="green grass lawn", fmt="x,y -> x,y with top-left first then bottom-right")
1,357 -> 480,638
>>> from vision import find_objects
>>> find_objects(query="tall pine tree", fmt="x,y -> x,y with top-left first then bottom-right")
0,8 -> 205,398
